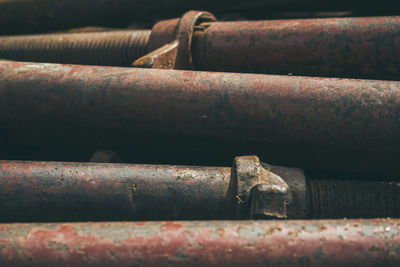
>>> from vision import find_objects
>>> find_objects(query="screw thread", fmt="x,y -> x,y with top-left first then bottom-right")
307,178 -> 400,218
0,30 -> 151,67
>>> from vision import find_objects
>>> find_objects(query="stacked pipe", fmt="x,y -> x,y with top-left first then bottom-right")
1,8 -> 400,267
0,59 -> 399,174
0,15 -> 399,79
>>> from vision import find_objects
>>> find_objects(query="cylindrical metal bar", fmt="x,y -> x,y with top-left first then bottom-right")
192,16 -> 400,79
0,160 -> 234,221
0,159 -> 399,222
0,60 -> 399,153
0,30 -> 151,67
0,219 -> 399,266
1,15 -> 399,80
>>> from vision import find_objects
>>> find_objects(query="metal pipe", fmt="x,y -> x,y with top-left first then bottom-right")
0,60 -> 399,156
1,13 -> 399,79
0,158 -> 400,222
0,219 -> 399,266
0,157 -> 306,222
191,16 -> 400,79
0,160 -> 234,221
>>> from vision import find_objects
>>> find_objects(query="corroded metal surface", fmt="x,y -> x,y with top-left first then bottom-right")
0,160 -> 233,222
0,30 -> 151,66
133,10 -> 216,70
192,16 -> 400,79
234,156 -> 289,219
0,219 -> 399,266
0,60 -> 399,153
1,158 -> 400,222
307,178 -> 400,219
0,157 -> 308,222
1,14 -> 399,79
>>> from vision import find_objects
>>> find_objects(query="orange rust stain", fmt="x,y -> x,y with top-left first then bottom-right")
162,222 -> 183,230
218,228 -> 225,237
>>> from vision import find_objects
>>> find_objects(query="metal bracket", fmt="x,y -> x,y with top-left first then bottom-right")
132,10 -> 216,70
233,156 -> 289,219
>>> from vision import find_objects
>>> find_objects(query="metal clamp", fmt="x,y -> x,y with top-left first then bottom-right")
132,10 -> 216,70
233,156 -> 290,219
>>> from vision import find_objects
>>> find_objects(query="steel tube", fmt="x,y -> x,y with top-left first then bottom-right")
0,160 -> 234,221
0,159 -> 399,222
0,158 -> 310,221
0,60 -> 399,153
1,15 -> 399,80
0,219 -> 399,266
192,16 -> 400,79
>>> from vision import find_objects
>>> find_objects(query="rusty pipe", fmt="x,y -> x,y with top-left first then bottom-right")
1,12 -> 400,79
0,60 -> 400,156
139,12 -> 400,79
0,219 -> 400,266
0,156 -> 307,222
1,157 -> 400,222
191,16 -> 400,79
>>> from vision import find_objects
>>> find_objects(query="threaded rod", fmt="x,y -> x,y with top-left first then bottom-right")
0,30 -> 151,67
307,178 -> 400,219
